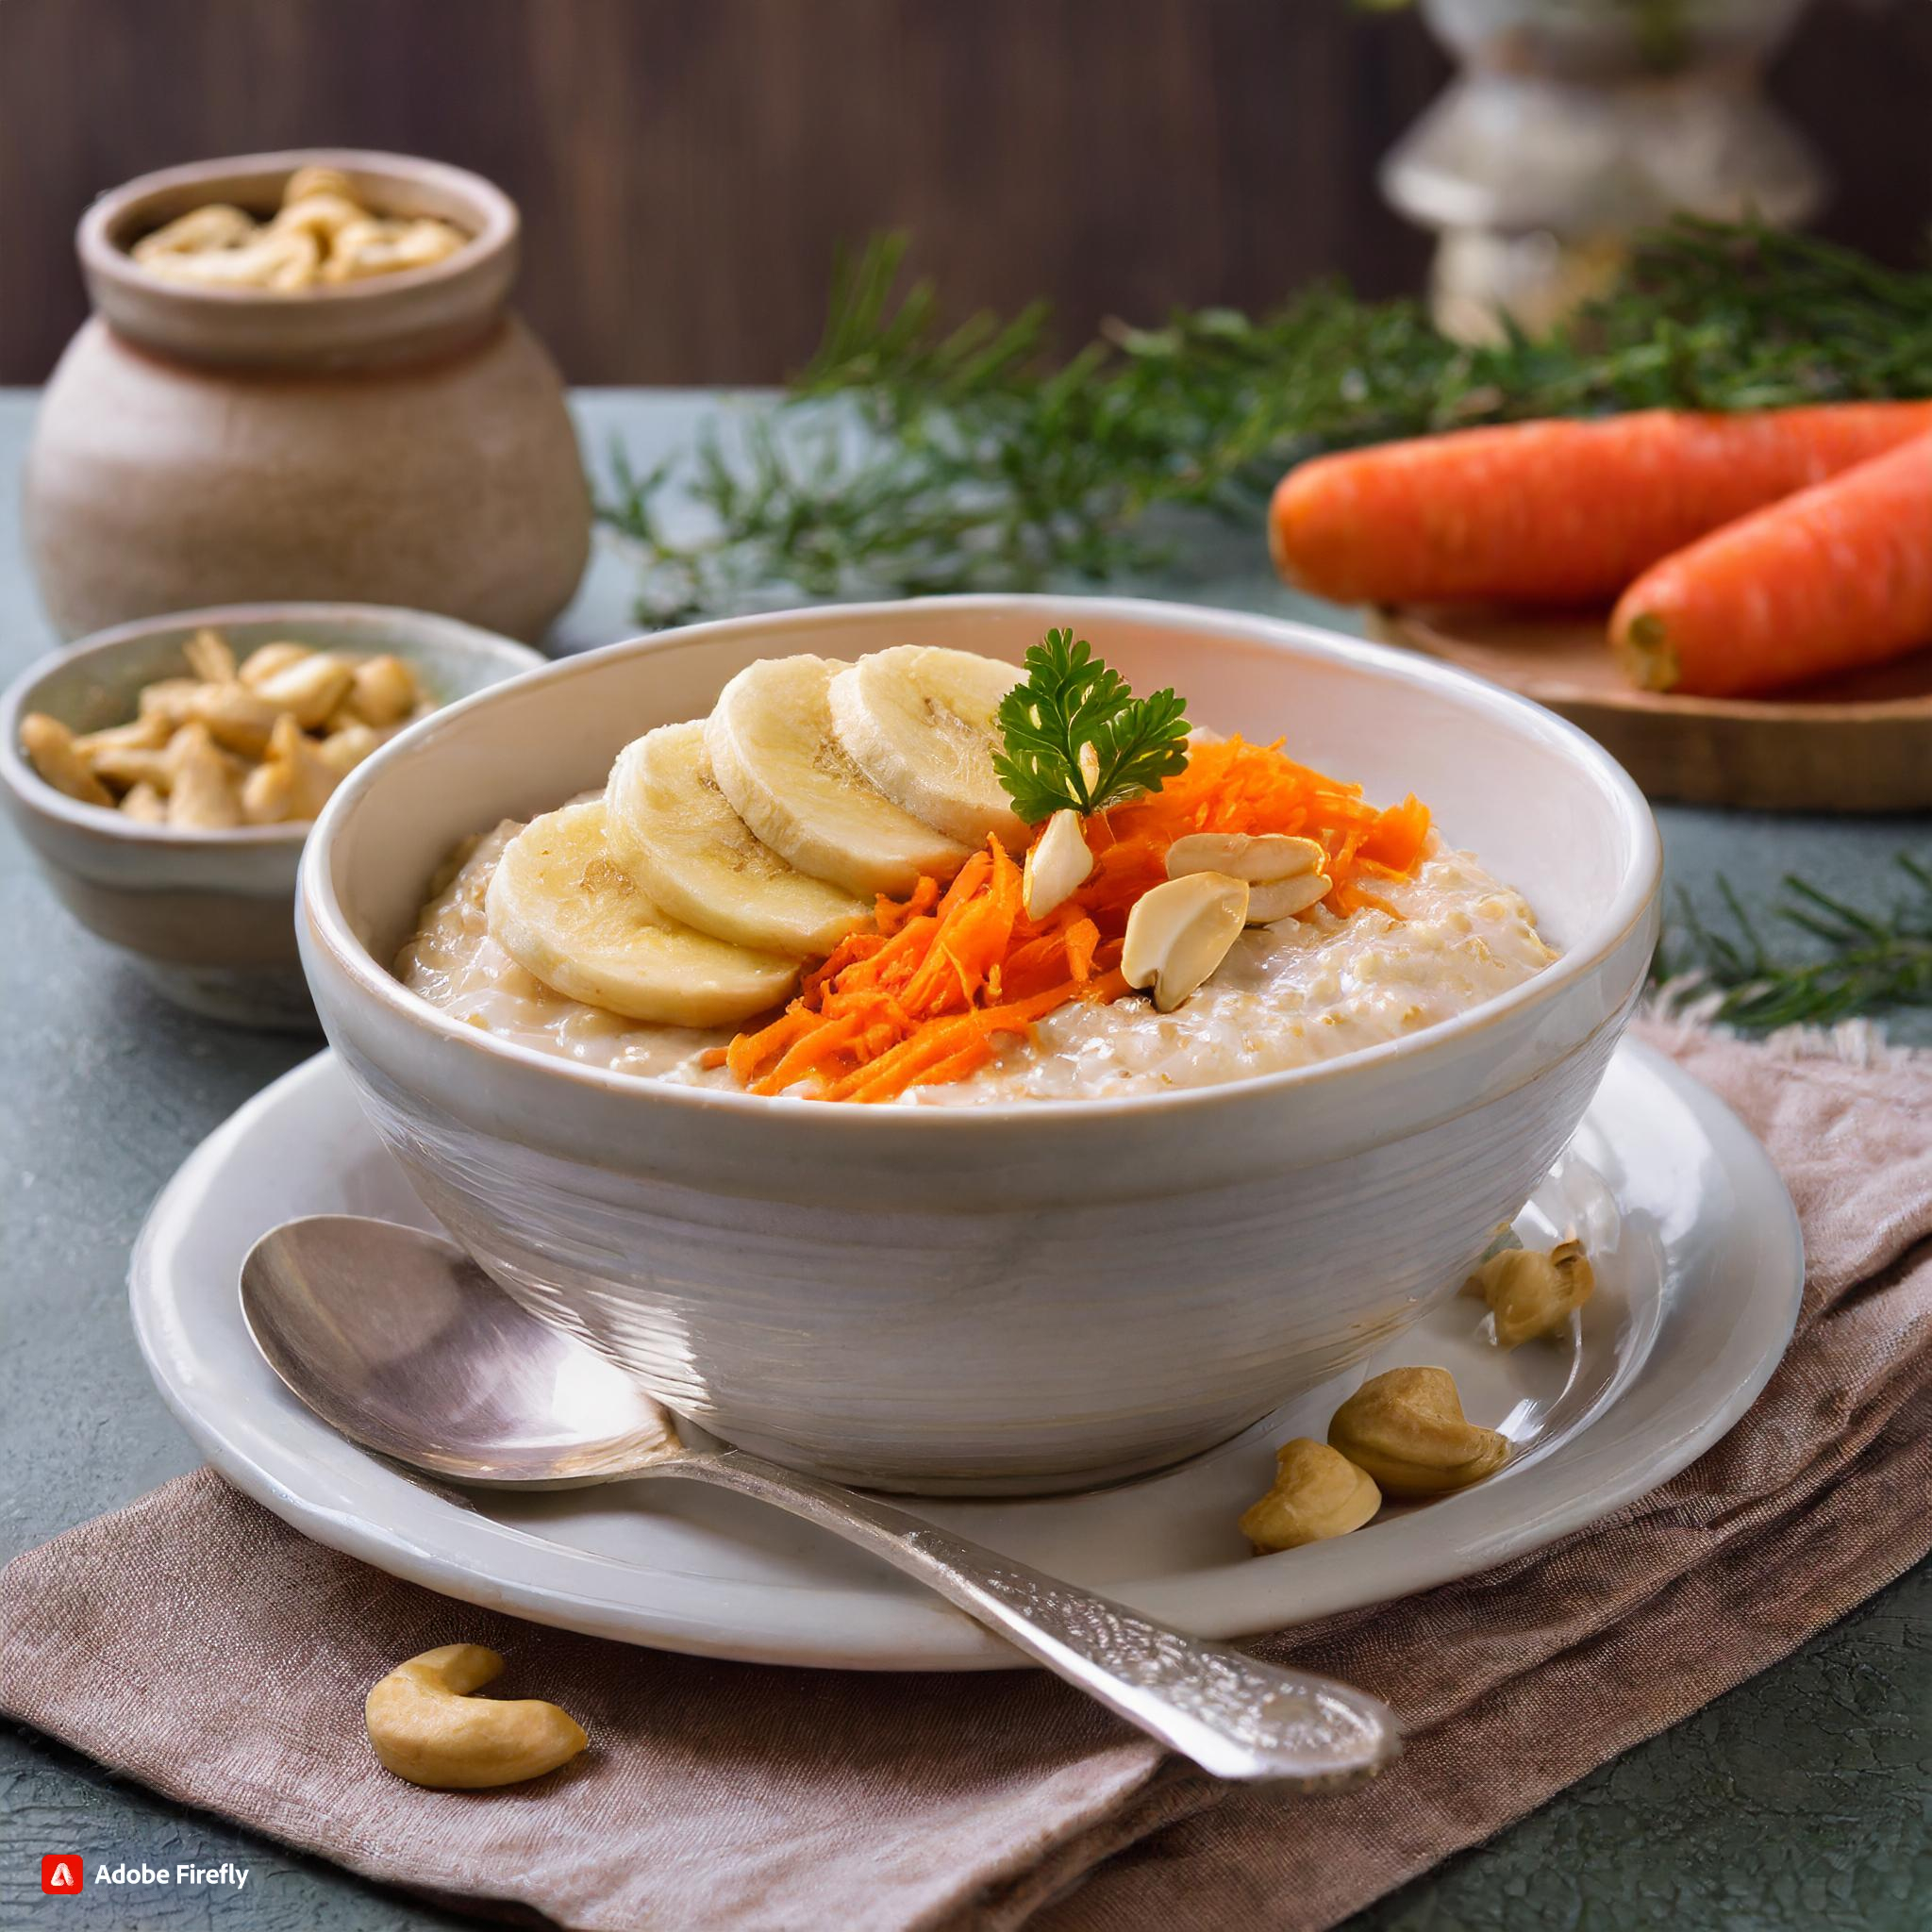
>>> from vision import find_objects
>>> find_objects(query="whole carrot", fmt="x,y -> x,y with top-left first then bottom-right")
1611,430 -> 1932,697
1270,402 -> 1932,606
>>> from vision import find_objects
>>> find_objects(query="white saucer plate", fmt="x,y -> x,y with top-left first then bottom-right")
131,1041 -> 1802,1672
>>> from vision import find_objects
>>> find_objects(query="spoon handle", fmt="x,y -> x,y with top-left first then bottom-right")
677,1448 -> 1400,1787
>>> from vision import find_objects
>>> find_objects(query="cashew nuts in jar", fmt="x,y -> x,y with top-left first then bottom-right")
1327,1365 -> 1508,1497
129,167 -> 468,293
364,1643 -> 588,1790
1239,1437 -> 1382,1554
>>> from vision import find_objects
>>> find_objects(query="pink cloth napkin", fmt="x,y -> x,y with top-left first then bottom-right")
2,1021 -> 1926,1932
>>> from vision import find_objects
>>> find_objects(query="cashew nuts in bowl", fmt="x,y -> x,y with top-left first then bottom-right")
364,1643 -> 588,1790
16,628 -> 435,831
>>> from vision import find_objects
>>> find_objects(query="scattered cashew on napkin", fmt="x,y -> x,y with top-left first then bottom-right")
1,1017 -> 1927,1932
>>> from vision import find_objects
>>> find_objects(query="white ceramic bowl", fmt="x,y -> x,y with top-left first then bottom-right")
1,603 -> 542,1028
299,595 -> 1661,1493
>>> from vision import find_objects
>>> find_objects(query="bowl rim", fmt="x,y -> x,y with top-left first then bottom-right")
79,147 -> 516,309
302,592 -> 1662,1128
0,600 -> 545,851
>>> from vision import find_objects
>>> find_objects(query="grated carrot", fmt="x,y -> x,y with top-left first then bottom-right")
721,739 -> 1432,1103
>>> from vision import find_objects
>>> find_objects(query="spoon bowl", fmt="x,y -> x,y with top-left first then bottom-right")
243,1214 -> 677,1485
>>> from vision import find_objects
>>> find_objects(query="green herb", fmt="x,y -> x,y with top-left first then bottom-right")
1653,856 -> 1932,1030
598,222 -> 1932,627
992,629 -> 1190,822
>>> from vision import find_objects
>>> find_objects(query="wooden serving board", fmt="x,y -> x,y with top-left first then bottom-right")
1370,605 -> 1932,813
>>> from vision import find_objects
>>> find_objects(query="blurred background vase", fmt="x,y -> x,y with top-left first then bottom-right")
1383,0 -> 1824,341
24,151 -> 590,646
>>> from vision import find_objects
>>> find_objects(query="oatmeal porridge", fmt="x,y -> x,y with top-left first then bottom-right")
400,824 -> 1552,1100
393,632 -> 1557,1106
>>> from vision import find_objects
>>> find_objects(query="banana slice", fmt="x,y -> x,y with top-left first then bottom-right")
485,800 -> 796,1025
705,656 -> 970,897
605,722 -> 870,958
828,646 -> 1026,849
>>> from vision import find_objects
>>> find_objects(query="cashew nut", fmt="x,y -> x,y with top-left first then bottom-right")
240,756 -> 294,825
139,678 -> 206,726
283,164 -> 359,207
75,713 -> 172,759
129,167 -> 467,293
1021,808 -> 1092,919
131,204 -> 257,263
164,724 -> 242,830
1239,1437 -> 1382,1554
239,641 -> 314,689
161,724 -> 236,824
19,713 -> 114,808
41,628 -> 430,828
182,626 -> 237,684
342,653 -> 422,729
316,721 -> 395,776
270,190 -> 367,247
320,215 -> 466,283
185,682 -> 283,758
1468,1239 -> 1594,1348
147,226 -> 322,291
252,651 -> 356,730
1165,832 -> 1330,925
88,744 -> 175,794
120,781 -> 168,824
250,713 -> 341,821
1122,871 -> 1248,1010
365,1643 -> 588,1790
1328,1366 -> 1507,1497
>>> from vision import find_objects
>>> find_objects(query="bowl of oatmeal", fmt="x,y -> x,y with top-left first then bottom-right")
299,595 -> 1659,1493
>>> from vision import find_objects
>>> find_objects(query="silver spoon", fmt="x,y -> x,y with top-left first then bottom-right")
241,1214 -> 1399,1788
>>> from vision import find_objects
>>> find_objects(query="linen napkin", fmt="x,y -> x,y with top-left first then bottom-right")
3,1020 -> 1927,1932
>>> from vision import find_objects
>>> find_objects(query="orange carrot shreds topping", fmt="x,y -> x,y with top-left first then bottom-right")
875,874 -> 940,936
721,739 -> 1434,1104
1357,792 -> 1431,874
724,835 -> 1130,1103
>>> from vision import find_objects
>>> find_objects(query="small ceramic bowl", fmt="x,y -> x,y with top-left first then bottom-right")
1,603 -> 542,1029
299,595 -> 1661,1495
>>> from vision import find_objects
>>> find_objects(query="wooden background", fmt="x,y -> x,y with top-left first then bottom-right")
3,0 -> 1930,386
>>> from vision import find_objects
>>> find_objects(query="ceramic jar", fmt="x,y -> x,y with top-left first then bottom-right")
25,150 -> 591,645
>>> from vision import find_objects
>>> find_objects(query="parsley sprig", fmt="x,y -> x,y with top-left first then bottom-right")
993,630 -> 1190,822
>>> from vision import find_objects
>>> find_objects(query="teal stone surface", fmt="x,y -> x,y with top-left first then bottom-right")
0,390 -> 1925,1929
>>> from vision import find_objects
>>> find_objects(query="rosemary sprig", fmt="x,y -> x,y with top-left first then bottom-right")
1654,856 -> 1932,1031
598,222 -> 1932,627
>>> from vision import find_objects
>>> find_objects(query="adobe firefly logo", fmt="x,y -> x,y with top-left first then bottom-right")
42,1855 -> 84,1895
